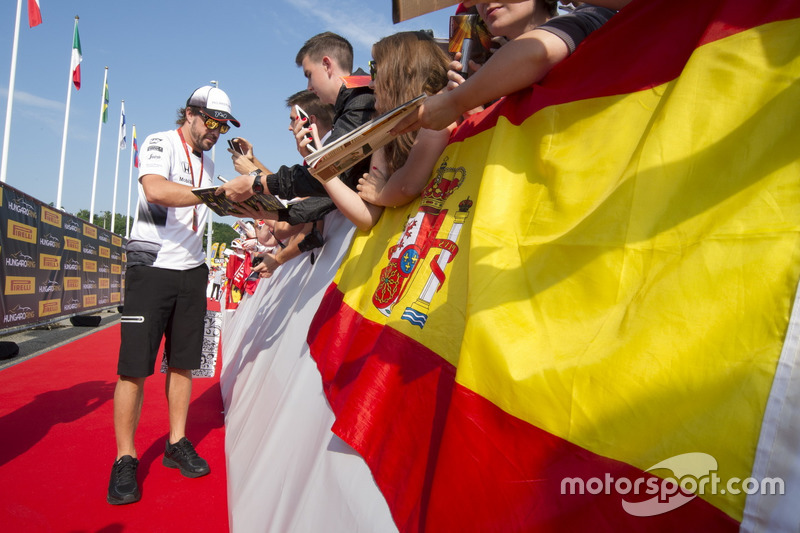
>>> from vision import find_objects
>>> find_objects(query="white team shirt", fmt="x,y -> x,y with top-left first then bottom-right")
128,129 -> 213,270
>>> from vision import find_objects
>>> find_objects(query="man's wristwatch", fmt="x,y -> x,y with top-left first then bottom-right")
250,169 -> 264,194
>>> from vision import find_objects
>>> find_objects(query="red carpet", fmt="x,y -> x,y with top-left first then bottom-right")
0,322 -> 228,533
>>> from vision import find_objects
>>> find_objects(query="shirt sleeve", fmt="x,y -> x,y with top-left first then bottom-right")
276,197 -> 338,225
266,163 -> 326,199
537,5 -> 617,54
138,134 -> 173,181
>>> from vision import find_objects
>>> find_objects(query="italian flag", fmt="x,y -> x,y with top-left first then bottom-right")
308,0 -> 800,530
71,19 -> 82,90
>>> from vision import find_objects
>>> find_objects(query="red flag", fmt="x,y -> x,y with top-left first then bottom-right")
27,0 -> 42,28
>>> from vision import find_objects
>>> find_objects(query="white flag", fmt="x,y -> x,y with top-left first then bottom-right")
119,101 -> 126,149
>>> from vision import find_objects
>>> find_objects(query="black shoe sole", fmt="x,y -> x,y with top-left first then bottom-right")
107,490 -> 141,505
162,455 -> 210,478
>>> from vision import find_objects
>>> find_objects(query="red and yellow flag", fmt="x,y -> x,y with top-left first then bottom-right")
309,0 -> 800,530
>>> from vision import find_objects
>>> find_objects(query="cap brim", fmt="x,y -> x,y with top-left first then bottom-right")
201,107 -> 240,128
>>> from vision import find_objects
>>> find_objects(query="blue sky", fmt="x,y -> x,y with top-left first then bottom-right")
0,0 -> 452,221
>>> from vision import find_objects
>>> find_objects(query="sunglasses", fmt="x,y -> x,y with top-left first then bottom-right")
369,60 -> 377,81
197,110 -> 230,134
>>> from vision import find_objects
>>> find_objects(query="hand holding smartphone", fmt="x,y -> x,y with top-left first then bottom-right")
294,105 -> 318,153
227,138 -> 245,155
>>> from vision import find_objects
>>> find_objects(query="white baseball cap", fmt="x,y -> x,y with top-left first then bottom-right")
186,86 -> 240,127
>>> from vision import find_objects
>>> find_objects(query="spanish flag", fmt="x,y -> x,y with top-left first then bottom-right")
309,0 -> 800,530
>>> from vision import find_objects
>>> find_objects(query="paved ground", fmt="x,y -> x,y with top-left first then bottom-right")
0,309 -> 121,371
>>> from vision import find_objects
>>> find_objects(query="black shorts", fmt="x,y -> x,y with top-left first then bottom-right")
118,264 -> 209,377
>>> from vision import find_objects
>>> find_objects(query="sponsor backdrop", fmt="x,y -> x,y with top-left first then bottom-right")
0,183 -> 125,332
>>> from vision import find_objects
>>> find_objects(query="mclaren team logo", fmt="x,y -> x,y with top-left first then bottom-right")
5,276 -> 35,295
99,246 -> 110,258
39,254 -> 61,270
39,300 -> 61,317
41,207 -> 62,228
64,277 -> 81,291
64,236 -> 81,252
83,259 -> 97,273
83,294 -> 97,307
8,220 -> 36,244
83,224 -> 97,239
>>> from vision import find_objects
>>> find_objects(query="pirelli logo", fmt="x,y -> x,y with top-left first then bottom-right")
122,252 -> 127,262
111,264 -> 122,275
64,277 -> 81,291
8,220 -> 36,244
83,259 -> 97,273
83,224 -> 97,239
39,299 -> 61,317
64,236 -> 81,252
99,246 -> 110,258
111,292 -> 121,303
41,207 -> 62,228
83,294 -> 97,307
112,235 -> 122,247
39,254 -> 61,270
5,276 -> 35,295
99,278 -> 110,289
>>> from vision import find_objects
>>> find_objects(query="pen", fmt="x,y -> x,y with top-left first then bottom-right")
216,175 -> 228,183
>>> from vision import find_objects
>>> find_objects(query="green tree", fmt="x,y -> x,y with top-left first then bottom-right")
74,210 -> 132,235
207,221 -> 238,253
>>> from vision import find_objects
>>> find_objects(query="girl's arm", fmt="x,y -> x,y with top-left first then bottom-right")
321,149 -> 388,231
358,126 -> 452,208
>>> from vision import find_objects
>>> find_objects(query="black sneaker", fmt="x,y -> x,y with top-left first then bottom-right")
107,455 -> 141,505
162,437 -> 210,478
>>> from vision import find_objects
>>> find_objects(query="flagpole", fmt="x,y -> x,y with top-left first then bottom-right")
125,125 -> 135,238
206,79 -> 218,265
1,0 -> 24,184
57,16 -> 79,210
89,66 -> 108,224
110,100 -> 125,233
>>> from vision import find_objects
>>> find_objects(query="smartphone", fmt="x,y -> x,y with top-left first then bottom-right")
449,15 -> 491,79
294,105 -> 318,153
227,138 -> 245,155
